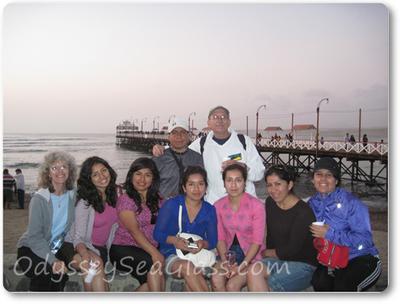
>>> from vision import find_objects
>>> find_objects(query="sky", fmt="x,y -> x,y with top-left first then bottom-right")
2,2 -> 389,133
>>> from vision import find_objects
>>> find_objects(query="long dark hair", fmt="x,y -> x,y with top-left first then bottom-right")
264,164 -> 296,194
181,166 -> 208,192
124,157 -> 161,221
77,156 -> 118,213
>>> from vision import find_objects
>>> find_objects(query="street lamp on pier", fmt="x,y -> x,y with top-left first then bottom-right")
188,112 -> 196,133
132,119 -> 138,133
141,118 -> 147,132
153,116 -> 160,132
168,114 -> 176,123
316,98 -> 329,154
256,105 -> 266,145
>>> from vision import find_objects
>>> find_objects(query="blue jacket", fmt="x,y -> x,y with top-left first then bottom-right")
153,195 -> 218,258
308,187 -> 378,260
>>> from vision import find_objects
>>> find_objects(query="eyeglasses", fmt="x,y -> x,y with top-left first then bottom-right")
210,114 -> 229,121
50,165 -> 68,172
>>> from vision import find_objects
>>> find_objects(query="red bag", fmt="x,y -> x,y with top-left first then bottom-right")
313,238 -> 349,269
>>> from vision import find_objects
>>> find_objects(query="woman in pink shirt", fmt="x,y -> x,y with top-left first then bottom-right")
211,163 -> 266,292
70,156 -> 119,291
110,158 -> 164,292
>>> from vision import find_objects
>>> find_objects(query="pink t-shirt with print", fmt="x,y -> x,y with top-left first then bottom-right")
214,192 -> 266,261
112,193 -> 160,248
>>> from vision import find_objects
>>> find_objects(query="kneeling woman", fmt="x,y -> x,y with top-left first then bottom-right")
110,158 -> 165,291
309,157 -> 381,291
247,165 -> 317,291
154,166 -> 217,292
211,164 -> 266,292
69,156 -> 119,291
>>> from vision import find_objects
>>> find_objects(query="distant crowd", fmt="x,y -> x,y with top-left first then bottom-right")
6,106 -> 382,293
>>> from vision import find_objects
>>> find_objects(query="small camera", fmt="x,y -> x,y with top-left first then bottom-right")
187,237 -> 198,249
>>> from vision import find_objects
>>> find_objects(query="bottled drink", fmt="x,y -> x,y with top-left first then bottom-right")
225,250 -> 236,266
84,260 -> 99,283
49,232 -> 65,254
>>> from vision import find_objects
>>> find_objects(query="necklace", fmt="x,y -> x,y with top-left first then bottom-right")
52,193 -> 66,208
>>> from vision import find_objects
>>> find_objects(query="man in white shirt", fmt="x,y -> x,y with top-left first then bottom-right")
14,168 -> 25,209
189,106 -> 265,203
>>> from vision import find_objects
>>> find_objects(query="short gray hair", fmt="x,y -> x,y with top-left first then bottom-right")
38,150 -> 78,191
208,106 -> 230,119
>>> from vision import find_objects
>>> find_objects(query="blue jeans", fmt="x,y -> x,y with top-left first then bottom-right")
261,258 -> 316,291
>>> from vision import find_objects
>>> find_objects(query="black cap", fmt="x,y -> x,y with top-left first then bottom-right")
314,157 -> 340,179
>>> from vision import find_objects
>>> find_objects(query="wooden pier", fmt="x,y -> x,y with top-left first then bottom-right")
116,129 -> 388,195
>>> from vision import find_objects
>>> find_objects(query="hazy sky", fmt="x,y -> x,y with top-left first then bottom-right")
2,3 -> 389,133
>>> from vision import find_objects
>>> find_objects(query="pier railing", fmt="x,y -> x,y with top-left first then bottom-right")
116,131 -> 388,157
258,139 -> 388,156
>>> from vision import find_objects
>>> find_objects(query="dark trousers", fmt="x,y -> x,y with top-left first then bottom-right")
109,244 -> 153,285
17,189 -> 25,209
3,189 -> 13,208
17,242 -> 75,292
311,254 -> 382,291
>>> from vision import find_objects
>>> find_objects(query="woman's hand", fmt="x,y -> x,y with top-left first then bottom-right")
80,251 -> 102,272
52,259 -> 67,274
174,236 -> 190,251
151,251 -> 165,264
188,239 -> 207,254
225,260 -> 249,279
310,223 -> 330,238
262,249 -> 277,258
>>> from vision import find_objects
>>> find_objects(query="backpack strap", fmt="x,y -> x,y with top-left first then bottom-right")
200,133 -> 246,155
200,135 -> 207,155
237,134 -> 247,150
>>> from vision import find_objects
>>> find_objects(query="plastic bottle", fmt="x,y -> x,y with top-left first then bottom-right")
49,232 -> 65,254
84,260 -> 99,284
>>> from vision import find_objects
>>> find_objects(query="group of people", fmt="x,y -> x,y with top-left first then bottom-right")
15,106 -> 381,292
3,168 -> 25,209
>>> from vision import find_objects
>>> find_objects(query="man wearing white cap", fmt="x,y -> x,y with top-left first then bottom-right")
153,117 -> 203,199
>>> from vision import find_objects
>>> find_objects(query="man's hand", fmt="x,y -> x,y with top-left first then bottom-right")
221,160 -> 246,171
152,144 -> 165,157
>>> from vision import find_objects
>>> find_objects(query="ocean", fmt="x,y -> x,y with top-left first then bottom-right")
2,130 -> 388,210
3,133 -> 148,193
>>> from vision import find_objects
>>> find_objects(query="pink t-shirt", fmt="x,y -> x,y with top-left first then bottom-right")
214,192 -> 266,261
112,193 -> 160,248
91,203 -> 118,247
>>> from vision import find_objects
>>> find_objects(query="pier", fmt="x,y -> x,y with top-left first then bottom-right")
116,128 -> 388,196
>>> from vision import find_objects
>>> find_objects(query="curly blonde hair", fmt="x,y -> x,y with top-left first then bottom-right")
38,150 -> 78,191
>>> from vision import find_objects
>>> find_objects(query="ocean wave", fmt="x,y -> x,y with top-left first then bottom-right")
6,162 -> 41,169
3,149 -> 48,153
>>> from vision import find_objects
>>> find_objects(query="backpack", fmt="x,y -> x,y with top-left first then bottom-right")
199,133 -> 246,155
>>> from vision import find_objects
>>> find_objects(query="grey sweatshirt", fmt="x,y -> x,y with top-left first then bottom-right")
67,198 -> 117,258
17,188 -> 76,265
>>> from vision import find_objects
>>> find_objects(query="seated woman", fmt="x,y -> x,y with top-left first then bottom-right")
17,151 -> 77,291
308,157 -> 381,291
247,165 -> 317,291
110,157 -> 165,291
69,156 -> 119,291
211,163 -> 265,292
154,166 -> 217,292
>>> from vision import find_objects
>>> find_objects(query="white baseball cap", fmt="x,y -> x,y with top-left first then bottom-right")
168,117 -> 189,133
